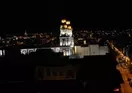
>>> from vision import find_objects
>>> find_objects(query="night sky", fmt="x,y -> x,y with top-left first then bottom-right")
48,1 -> 132,31
1,1 -> 132,34
49,2 -> 131,29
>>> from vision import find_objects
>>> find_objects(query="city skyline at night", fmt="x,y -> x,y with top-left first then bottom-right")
1,1 -> 132,92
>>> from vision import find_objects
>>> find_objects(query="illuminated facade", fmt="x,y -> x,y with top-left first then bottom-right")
74,45 -> 109,58
20,48 -> 37,55
60,19 -> 74,47
59,19 -> 74,56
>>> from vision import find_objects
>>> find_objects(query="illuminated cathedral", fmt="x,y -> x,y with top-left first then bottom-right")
59,19 -> 74,56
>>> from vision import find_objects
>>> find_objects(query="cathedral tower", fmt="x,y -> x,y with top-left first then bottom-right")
59,19 -> 74,56
60,19 -> 74,47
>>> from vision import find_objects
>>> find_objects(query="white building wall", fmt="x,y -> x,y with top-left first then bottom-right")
75,46 -> 79,54
18,45 -> 108,57
82,47 -> 89,56
89,45 -> 99,55
99,46 -> 109,55
74,46 -> 89,57
60,37 -> 74,47
80,48 -> 84,56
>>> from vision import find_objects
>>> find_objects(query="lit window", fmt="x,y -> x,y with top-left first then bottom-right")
66,70 -> 74,78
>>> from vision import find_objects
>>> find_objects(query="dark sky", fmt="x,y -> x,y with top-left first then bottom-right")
48,1 -> 132,31
1,1 -> 132,34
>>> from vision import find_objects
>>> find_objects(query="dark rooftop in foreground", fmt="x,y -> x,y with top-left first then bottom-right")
0,48 -> 123,92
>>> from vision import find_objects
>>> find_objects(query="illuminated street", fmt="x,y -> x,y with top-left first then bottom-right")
108,41 -> 132,93
117,66 -> 132,93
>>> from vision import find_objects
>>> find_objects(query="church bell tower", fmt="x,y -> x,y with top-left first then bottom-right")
60,19 -> 74,47
59,19 -> 74,56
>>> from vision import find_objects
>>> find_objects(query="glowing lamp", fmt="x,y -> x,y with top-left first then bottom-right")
64,25 -> 67,28
61,19 -> 66,23
113,88 -> 119,92
68,26 -> 72,29
66,21 -> 70,25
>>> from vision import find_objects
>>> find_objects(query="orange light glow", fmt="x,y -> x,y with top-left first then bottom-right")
66,21 -> 70,25
61,19 -> 66,23
64,25 -> 67,28
68,26 -> 72,29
